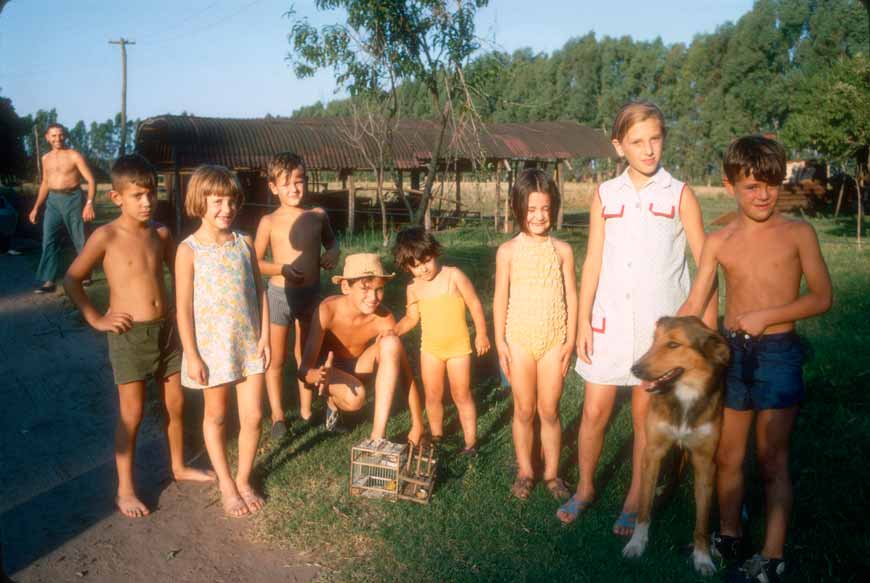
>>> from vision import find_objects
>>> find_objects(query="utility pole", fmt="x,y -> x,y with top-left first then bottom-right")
109,38 -> 135,156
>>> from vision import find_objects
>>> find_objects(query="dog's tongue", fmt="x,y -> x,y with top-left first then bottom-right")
645,367 -> 684,393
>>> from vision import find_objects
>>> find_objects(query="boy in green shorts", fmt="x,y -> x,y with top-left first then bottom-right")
64,154 -> 214,518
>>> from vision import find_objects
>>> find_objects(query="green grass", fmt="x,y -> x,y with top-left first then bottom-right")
55,198 -> 870,581
247,205 -> 870,582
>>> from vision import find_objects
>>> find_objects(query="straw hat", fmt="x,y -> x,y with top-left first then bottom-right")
331,253 -> 396,284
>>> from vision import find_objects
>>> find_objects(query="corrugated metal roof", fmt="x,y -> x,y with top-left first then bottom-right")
135,115 -> 614,171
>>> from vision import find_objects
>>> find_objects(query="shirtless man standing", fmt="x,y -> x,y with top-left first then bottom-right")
29,123 -> 96,293
298,253 -> 425,445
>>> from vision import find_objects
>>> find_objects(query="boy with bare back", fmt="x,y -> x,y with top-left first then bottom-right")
29,123 -> 96,293
254,152 -> 339,439
298,253 -> 425,445
64,154 -> 214,518
680,136 -> 832,582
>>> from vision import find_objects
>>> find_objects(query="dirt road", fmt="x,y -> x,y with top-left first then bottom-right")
0,240 -> 317,582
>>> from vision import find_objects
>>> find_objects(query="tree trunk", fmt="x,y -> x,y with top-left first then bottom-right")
413,96 -> 450,225
393,169 -> 414,220
377,169 -> 388,247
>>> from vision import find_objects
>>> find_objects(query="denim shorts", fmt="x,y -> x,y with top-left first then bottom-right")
723,328 -> 805,411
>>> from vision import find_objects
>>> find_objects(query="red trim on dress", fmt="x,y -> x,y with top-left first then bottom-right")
602,205 -> 625,219
591,317 -> 606,334
648,203 -> 675,218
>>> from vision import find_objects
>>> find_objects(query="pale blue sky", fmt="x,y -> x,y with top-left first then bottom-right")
0,0 -> 753,127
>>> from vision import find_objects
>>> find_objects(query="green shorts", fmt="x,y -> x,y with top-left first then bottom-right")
107,318 -> 182,385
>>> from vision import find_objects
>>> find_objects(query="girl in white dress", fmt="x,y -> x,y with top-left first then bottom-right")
557,102 -> 716,534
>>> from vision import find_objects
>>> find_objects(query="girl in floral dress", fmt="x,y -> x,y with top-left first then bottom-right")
176,165 -> 270,518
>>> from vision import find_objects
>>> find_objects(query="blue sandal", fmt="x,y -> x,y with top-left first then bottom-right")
612,511 -> 638,536
556,496 -> 592,524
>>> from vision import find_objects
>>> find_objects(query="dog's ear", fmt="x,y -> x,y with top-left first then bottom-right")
702,332 -> 730,368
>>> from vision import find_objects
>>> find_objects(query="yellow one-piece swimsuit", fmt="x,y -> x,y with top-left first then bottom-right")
418,269 -> 472,361
505,234 -> 567,360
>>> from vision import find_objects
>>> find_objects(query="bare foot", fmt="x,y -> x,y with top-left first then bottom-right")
116,494 -> 150,518
221,493 -> 251,518
407,424 -> 425,447
172,466 -> 216,482
237,487 -> 265,514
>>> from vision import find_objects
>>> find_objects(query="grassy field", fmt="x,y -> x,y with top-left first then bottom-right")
238,203 -> 870,582
49,195 -> 869,582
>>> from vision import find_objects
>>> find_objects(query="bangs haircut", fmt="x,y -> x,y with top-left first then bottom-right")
111,154 -> 157,192
611,101 -> 667,142
392,226 -> 442,270
184,164 -> 244,218
510,168 -> 560,234
267,152 -> 306,184
723,135 -> 787,184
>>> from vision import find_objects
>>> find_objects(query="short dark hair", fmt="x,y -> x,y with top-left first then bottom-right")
510,168 -> 560,234
267,152 -> 306,183
111,154 -> 157,192
44,122 -> 65,135
393,226 -> 442,270
723,135 -> 787,184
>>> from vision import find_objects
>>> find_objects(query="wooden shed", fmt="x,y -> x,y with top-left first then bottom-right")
134,115 -> 615,235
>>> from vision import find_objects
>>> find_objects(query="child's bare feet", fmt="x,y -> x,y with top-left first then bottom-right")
116,494 -> 150,518
172,466 -> 216,482
237,487 -> 265,514
221,492 -> 251,518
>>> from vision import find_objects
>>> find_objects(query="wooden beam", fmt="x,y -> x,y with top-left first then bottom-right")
455,165 -> 462,213
555,160 -> 564,230
494,163 -> 501,231
347,171 -> 355,234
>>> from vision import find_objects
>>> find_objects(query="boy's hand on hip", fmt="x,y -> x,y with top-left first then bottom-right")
734,310 -> 768,337
576,321 -> 593,364
93,311 -> 133,334
316,351 -> 334,396
475,334 -> 491,357
559,342 -> 575,377
187,355 -> 209,386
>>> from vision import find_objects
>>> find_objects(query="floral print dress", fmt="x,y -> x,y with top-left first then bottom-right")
181,232 -> 264,388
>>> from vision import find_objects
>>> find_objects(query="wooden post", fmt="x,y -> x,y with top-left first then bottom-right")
555,160 -> 565,230
834,179 -> 846,218
109,38 -> 135,156
347,171 -> 356,234
173,163 -> 182,236
494,163 -> 501,231
503,160 -> 513,233
455,164 -> 462,213
858,172 -> 864,246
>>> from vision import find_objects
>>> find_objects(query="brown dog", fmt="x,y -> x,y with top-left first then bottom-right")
621,316 -> 730,575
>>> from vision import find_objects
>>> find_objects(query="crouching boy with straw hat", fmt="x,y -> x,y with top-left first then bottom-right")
298,253 -> 425,444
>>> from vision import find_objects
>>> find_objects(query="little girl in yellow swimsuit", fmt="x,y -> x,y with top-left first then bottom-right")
394,227 -> 491,453
493,168 -> 578,500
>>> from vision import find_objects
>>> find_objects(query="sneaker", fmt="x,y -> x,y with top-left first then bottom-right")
324,407 -> 347,433
711,531 -> 745,562
728,554 -> 786,583
6,249 -> 22,256
270,420 -> 287,440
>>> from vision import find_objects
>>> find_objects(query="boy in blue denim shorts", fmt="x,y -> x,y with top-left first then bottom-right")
680,136 -> 832,582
